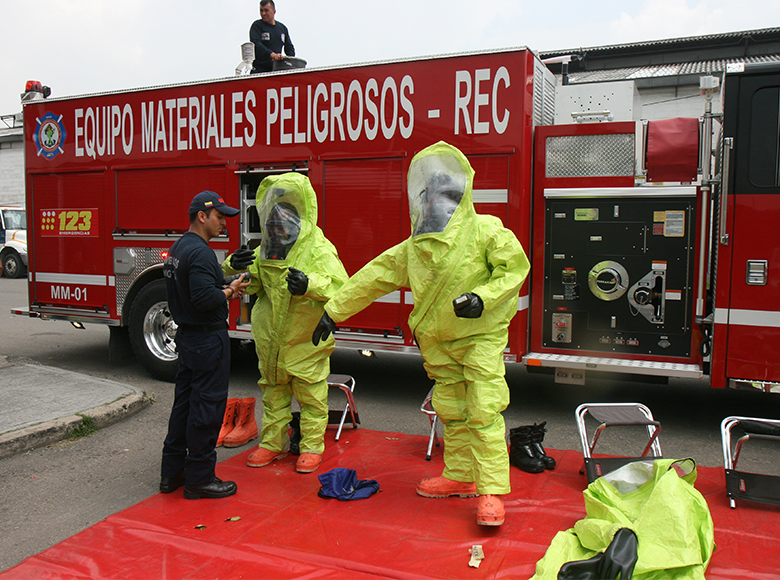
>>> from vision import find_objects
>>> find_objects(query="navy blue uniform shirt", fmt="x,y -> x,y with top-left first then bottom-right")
250,19 -> 295,72
164,231 -> 227,326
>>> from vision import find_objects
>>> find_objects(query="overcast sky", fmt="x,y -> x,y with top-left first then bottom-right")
2,0 -> 779,116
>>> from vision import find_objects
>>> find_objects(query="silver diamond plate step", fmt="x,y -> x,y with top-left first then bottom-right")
523,352 -> 703,379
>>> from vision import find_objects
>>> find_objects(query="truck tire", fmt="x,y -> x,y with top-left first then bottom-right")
2,251 -> 24,279
128,279 -> 178,382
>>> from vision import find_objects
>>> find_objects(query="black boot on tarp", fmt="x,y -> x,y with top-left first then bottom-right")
289,412 -> 301,455
508,426 -> 545,474
531,421 -> 556,470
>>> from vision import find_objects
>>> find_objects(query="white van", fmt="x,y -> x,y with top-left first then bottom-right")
1,206 -> 27,278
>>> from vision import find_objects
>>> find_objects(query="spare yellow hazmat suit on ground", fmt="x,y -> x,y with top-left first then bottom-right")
532,458 -> 715,579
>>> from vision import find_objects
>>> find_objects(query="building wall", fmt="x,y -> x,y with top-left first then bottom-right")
0,140 -> 25,207
639,84 -> 722,121
556,79 -> 723,124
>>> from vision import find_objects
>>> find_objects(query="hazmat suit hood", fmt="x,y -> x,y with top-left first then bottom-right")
256,173 -> 317,263
408,142 -> 474,237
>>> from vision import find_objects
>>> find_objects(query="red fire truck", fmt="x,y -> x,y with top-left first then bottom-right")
12,48 -> 780,393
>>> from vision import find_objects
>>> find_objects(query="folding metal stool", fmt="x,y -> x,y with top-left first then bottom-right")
575,402 -> 662,483
327,374 -> 360,441
721,416 -> 780,508
420,387 -> 440,460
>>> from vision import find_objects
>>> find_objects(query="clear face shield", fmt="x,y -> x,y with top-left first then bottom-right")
408,155 -> 467,236
257,188 -> 302,260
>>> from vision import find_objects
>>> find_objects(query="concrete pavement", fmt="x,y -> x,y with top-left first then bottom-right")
0,354 -> 150,460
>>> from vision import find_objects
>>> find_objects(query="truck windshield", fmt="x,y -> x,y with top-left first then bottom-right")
2,209 -> 26,230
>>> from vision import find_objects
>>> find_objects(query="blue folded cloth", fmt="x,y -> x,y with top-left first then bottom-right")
317,467 -> 380,501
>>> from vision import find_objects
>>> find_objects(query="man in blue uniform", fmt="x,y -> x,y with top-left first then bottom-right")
250,0 -> 295,73
160,190 -> 251,500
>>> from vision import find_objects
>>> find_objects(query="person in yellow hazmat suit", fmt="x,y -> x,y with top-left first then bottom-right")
224,173 -> 348,474
312,142 -> 531,525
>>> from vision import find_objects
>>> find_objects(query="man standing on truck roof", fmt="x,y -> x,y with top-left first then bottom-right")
160,191 -> 250,500
312,142 -> 530,527
250,0 -> 295,73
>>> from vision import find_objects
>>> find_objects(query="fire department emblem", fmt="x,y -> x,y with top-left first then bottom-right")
32,112 -> 67,160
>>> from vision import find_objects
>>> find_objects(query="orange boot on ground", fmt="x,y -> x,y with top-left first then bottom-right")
247,447 -> 288,467
416,476 -> 478,498
477,494 -> 505,526
223,398 -> 258,448
296,453 -> 322,473
216,399 -> 239,447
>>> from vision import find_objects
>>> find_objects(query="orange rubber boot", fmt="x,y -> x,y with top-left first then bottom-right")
296,453 -> 322,473
223,398 -> 258,448
416,476 -> 478,498
216,399 -> 239,447
477,494 -> 505,526
247,447 -> 288,467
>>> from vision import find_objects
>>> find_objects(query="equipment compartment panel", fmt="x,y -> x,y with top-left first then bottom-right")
542,195 -> 696,357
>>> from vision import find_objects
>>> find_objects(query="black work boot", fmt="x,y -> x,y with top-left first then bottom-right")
530,421 -> 556,470
508,426 -> 545,473
159,473 -> 185,494
183,478 -> 237,500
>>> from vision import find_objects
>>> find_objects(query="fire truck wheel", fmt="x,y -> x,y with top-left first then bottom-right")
129,279 -> 178,382
2,251 -> 25,279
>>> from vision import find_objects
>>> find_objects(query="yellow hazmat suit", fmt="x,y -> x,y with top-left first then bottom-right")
224,173 -> 348,454
323,142 -> 530,494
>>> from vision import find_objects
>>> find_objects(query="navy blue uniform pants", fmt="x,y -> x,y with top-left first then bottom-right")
161,329 -> 230,486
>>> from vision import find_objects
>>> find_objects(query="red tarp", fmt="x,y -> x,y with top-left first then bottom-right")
4,429 -> 780,579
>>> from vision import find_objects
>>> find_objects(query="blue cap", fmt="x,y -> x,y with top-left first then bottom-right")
189,191 -> 239,217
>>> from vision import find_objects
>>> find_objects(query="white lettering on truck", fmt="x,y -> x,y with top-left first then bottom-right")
139,91 -> 257,154
75,104 -> 133,159
454,67 -> 510,135
51,286 -> 87,301
69,70 -> 429,158
266,74 -> 414,145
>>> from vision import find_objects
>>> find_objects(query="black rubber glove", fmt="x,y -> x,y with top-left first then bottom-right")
230,244 -> 255,270
312,312 -> 336,346
558,528 -> 638,580
453,293 -> 484,318
287,267 -> 308,296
